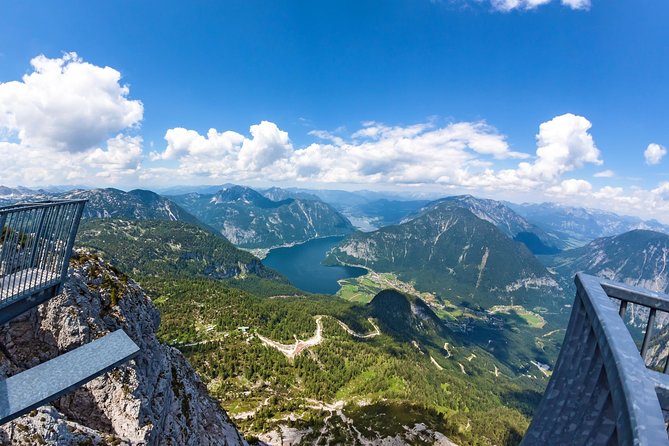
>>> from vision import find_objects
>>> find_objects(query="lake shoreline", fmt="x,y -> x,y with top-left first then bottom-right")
242,234 -> 352,260
261,236 -> 367,294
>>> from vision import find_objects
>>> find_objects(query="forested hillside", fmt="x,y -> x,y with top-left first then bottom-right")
326,202 -> 561,310
74,215 -> 546,445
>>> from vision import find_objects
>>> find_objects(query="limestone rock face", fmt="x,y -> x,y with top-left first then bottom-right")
0,251 -> 248,446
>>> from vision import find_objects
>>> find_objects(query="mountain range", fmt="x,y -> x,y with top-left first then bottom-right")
170,185 -> 355,248
325,201 -> 560,310
5,183 -> 669,445
76,219 -> 279,280
508,202 -> 669,248
64,188 -> 203,223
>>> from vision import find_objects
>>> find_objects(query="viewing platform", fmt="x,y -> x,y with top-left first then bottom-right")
522,273 -> 669,445
0,200 -> 86,324
0,199 -> 139,425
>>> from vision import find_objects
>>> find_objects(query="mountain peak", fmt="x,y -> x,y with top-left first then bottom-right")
368,289 -> 443,338
213,185 -> 293,208
413,195 -> 562,254
328,202 -> 557,309
62,188 -> 201,224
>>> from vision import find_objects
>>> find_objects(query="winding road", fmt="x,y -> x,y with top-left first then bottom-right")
257,315 -> 381,359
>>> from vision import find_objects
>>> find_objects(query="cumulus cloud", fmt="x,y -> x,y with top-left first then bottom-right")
150,119 -> 535,185
644,143 -> 666,165
489,0 -> 589,11
150,121 -> 293,181
150,113 -> 606,199
0,53 -> 144,185
0,52 -> 142,152
238,121 -> 293,171
546,178 -> 593,196
86,135 -> 143,175
524,113 -> 601,180
461,113 -> 601,190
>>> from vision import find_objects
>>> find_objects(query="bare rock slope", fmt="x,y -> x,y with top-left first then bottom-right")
0,251 -> 247,446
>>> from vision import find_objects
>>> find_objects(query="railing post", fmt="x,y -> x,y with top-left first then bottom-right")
640,308 -> 657,361
58,201 -> 85,287
28,207 -> 47,268
0,212 -> 7,302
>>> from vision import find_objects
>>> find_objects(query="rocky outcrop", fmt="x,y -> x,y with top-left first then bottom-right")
0,251 -> 248,446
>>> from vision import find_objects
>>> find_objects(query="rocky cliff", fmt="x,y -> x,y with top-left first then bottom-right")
0,251 -> 248,446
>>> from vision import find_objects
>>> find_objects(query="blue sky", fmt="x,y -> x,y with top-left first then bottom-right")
1,1 -> 668,219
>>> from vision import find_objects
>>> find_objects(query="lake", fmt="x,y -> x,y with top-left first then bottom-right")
262,236 -> 367,294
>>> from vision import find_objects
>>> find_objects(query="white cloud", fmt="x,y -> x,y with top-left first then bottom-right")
151,113 -> 604,194
560,0 -> 590,10
593,169 -> 615,178
525,113 -> 601,180
574,182 -> 669,223
86,134 -> 143,175
462,113 -> 602,190
644,143 -> 666,165
155,127 -> 245,161
151,119 -> 533,186
0,53 -> 144,185
546,178 -> 593,196
489,0 -> 589,11
0,52 -> 142,152
238,121 -> 293,171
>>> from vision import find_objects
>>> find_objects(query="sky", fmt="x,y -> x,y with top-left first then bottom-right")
0,1 -> 668,220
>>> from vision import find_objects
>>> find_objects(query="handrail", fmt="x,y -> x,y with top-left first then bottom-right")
522,273 -> 669,445
0,200 -> 86,313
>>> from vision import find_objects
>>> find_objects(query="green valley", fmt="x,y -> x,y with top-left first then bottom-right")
74,214 -> 551,445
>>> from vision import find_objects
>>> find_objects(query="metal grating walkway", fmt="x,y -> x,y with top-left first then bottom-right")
0,330 -> 140,424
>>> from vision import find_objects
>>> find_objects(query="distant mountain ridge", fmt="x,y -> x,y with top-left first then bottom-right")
62,188 -> 202,223
260,186 -> 321,202
509,202 -> 669,247
172,185 -> 355,248
549,229 -> 669,294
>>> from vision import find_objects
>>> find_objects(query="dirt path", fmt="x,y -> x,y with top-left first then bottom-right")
257,316 -> 324,359
257,316 -> 382,359
335,318 -> 381,338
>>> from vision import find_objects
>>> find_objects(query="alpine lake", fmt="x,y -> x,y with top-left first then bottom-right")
262,236 -> 367,294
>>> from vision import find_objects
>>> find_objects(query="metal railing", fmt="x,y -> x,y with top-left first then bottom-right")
0,198 -> 141,426
0,200 -> 86,309
522,273 -> 669,446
